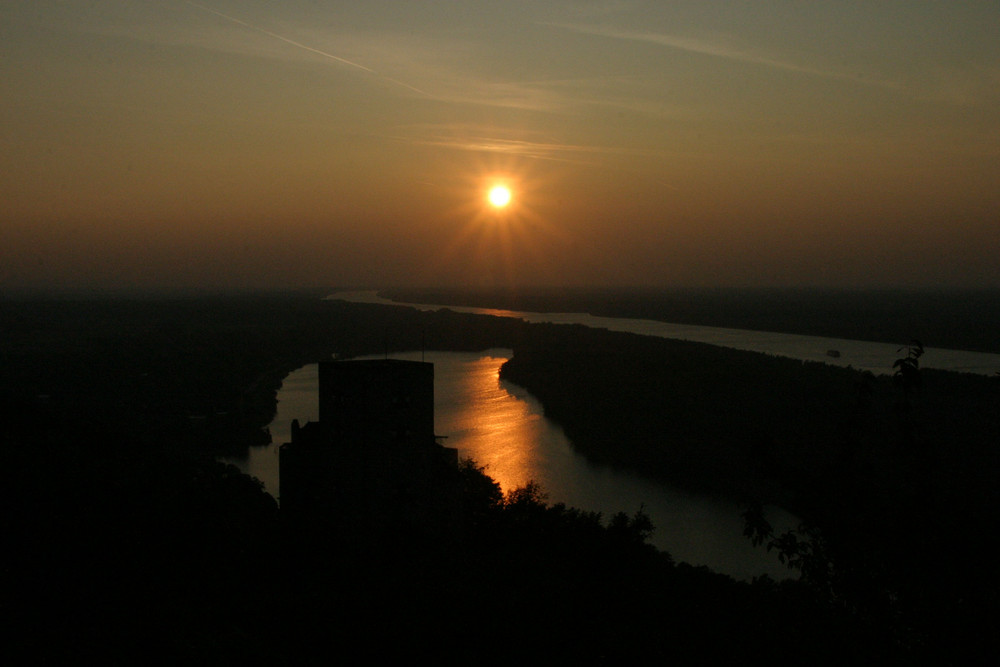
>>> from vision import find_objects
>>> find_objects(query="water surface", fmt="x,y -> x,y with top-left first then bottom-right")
228,349 -> 796,581
331,290 -> 1000,376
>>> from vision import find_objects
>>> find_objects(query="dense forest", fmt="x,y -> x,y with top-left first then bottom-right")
499,322 -> 999,662
4,293 -> 995,662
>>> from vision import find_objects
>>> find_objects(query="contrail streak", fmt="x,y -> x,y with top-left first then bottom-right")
186,1 -> 433,96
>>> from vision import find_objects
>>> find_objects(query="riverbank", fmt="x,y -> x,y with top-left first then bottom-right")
7,294 -> 908,662
496,318 -> 999,661
239,351 -> 798,580
499,321 -> 1000,505
381,286 -> 1000,354
5,293 -> 994,661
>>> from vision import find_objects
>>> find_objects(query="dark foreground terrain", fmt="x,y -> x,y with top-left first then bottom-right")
4,293 -> 996,663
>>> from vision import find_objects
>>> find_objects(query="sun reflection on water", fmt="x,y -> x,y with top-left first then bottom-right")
417,352 -> 549,493
235,348 -> 798,580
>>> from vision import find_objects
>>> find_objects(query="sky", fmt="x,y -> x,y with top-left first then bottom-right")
3,1 -> 999,293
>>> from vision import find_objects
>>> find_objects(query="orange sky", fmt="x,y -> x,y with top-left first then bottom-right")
3,1 -> 999,293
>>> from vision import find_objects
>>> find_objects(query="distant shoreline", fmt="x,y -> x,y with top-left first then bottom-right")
379,286 -> 1000,355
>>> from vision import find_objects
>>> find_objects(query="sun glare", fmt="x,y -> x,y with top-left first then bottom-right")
488,185 -> 512,208
434,160 -> 558,287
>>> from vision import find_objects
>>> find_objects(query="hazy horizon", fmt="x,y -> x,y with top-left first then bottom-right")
4,2 -> 999,293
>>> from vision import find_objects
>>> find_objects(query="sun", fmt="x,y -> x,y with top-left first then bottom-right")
488,185 -> 512,208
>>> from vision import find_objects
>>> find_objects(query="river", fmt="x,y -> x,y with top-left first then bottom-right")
330,290 -> 1000,376
226,290 -> 999,582
230,347 -> 797,581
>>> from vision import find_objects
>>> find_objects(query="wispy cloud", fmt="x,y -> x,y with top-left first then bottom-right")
397,68 -> 698,116
186,2 -> 373,72
549,22 -> 903,92
912,63 -> 1000,107
185,2 -> 433,97
107,6 -> 684,116
387,123 -> 668,162
177,5 -> 590,112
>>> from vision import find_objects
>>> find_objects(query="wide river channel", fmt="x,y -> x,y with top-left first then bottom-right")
226,291 -> 1000,581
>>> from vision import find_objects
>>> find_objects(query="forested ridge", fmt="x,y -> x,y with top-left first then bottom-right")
500,323 -> 999,663
4,294 -> 992,662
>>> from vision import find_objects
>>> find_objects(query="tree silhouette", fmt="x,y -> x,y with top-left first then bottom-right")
892,339 -> 924,400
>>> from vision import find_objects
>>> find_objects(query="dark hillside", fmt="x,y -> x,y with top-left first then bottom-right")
500,321 -> 1000,662
4,296 -> 987,661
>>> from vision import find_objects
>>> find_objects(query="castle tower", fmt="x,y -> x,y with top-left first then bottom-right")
318,359 -> 435,447
279,359 -> 457,539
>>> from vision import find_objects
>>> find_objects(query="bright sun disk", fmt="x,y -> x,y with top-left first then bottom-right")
488,185 -> 511,208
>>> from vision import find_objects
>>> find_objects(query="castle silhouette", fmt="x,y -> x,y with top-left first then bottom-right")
279,359 -> 459,540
